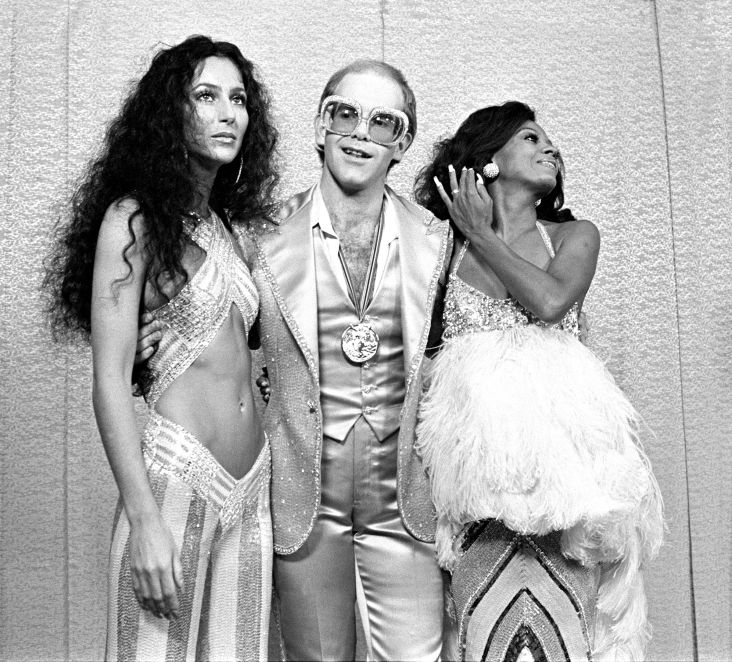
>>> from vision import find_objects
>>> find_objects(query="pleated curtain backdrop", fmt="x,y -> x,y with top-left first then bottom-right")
1,1 -> 730,659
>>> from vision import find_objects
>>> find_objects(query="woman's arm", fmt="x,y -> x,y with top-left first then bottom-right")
436,168 -> 600,323
91,199 -> 182,619
465,217 -> 599,323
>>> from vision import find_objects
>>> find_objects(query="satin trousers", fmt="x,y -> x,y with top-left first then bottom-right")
274,416 -> 444,661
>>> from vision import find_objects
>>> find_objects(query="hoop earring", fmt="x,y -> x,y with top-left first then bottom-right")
482,162 -> 499,179
234,154 -> 243,187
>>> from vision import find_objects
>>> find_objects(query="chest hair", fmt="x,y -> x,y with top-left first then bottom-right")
337,217 -> 380,305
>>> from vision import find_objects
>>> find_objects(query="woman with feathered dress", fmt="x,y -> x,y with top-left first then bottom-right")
414,101 -> 663,662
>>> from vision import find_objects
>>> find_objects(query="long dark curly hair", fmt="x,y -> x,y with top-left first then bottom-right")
44,35 -> 279,341
415,101 -> 573,223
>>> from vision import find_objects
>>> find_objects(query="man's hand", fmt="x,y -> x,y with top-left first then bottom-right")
135,312 -> 164,365
255,367 -> 271,403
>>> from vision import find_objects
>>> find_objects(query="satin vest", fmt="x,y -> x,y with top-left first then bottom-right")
314,231 -> 406,442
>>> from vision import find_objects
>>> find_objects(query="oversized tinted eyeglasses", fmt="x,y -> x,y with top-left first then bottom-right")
319,95 -> 410,147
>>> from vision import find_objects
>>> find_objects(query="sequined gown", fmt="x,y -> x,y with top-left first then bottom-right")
105,212 -> 272,661
416,223 -> 663,662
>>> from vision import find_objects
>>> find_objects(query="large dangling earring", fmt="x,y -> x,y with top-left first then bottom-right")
535,199 -> 541,207
482,161 -> 499,179
234,154 -> 243,187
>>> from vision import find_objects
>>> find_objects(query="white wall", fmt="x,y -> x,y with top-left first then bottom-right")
1,1 -> 729,659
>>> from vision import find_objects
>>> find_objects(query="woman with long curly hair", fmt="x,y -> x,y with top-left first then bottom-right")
44,35 -> 278,660
414,102 -> 663,661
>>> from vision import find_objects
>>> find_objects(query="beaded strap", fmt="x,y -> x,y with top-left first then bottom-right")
535,222 -> 556,259
455,222 -> 555,274
451,239 -> 470,276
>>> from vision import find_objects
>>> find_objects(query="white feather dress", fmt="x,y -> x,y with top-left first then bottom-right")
416,228 -> 663,662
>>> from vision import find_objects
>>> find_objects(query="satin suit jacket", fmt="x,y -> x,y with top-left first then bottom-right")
248,184 -> 450,555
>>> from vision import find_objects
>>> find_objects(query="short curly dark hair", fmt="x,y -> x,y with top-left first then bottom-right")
415,101 -> 573,223
43,35 -> 279,341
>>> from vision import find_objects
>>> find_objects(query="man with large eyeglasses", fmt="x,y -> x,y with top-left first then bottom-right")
319,94 -> 411,148
135,59 -> 449,660
253,61 -> 449,660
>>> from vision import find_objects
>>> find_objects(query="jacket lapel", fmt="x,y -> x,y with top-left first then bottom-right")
255,187 -> 320,374
388,186 -> 450,389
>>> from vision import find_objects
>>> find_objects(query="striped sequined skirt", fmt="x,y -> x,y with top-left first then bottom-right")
105,411 -> 272,661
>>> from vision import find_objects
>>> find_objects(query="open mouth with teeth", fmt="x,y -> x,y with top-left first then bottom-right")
342,146 -> 372,159
538,160 -> 557,169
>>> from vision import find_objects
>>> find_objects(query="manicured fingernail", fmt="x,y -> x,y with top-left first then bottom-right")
476,173 -> 484,185
462,166 -> 467,171
433,176 -> 442,187
448,164 -> 455,172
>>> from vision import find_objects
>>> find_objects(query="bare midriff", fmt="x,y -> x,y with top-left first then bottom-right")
154,303 -> 263,480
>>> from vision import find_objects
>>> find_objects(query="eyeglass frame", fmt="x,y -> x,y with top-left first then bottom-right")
319,94 -> 410,147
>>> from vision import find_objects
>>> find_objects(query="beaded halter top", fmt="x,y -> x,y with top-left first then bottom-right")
145,211 -> 259,406
442,222 -> 579,340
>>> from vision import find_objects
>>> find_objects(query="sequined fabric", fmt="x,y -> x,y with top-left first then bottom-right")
450,520 -> 597,662
142,412 -> 270,534
249,185 -> 450,554
105,214 -> 271,660
106,412 -> 272,661
443,223 -> 579,341
421,221 -> 663,660
146,211 -> 259,407
443,277 -> 580,340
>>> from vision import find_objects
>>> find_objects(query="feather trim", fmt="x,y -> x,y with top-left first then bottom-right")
417,325 -> 664,659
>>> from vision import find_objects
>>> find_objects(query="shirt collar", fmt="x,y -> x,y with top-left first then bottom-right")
312,181 -> 400,244
381,188 -> 399,245
311,182 -> 337,237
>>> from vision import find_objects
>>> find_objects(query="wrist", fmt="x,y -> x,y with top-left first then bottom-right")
465,224 -> 496,246
125,504 -> 161,527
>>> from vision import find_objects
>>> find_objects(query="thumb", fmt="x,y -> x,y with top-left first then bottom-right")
172,553 -> 184,590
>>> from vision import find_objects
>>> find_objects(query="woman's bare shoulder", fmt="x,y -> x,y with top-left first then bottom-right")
94,197 -> 151,269
98,197 -> 149,246
541,218 -> 599,251
101,196 -> 144,228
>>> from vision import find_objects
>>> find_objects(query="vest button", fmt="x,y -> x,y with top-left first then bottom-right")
307,399 -> 317,413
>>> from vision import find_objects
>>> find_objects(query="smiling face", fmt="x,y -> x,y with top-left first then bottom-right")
186,56 -> 249,175
491,120 -> 560,196
316,70 -> 413,195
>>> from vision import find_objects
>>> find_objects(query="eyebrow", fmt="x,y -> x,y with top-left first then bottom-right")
192,82 -> 246,94
518,126 -> 554,146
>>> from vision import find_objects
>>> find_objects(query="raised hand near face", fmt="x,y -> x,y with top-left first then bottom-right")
434,165 -> 494,240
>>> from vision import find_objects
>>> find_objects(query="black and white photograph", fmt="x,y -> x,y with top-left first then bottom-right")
1,1 -> 729,660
